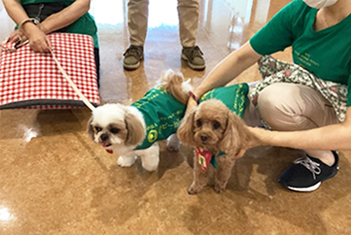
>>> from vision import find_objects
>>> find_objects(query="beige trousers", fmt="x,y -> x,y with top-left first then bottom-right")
127,0 -> 199,47
243,83 -> 339,163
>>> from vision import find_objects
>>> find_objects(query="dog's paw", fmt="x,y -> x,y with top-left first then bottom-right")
167,135 -> 181,152
140,153 -> 159,172
214,184 -> 226,194
187,183 -> 203,195
142,161 -> 158,172
167,144 -> 180,152
117,156 -> 136,167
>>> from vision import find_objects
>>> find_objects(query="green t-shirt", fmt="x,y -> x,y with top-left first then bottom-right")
20,0 -> 99,48
250,0 -> 351,105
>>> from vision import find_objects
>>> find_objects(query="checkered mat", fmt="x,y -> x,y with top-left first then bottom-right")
0,33 -> 100,109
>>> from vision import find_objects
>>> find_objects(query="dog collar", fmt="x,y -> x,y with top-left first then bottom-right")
195,147 -> 226,170
188,91 -> 199,104
105,149 -> 113,154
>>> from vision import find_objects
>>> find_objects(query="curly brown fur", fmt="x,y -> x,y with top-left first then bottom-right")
177,99 -> 257,194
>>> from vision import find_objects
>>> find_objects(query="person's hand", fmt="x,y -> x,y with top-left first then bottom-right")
7,29 -> 23,43
185,94 -> 198,116
233,126 -> 268,159
17,21 -> 52,53
26,27 -> 52,53
246,126 -> 273,148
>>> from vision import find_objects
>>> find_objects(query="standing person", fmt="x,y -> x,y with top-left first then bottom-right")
2,0 -> 100,87
182,0 -> 351,192
123,0 -> 205,71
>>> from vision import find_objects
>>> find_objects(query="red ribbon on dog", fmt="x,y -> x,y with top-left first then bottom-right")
195,147 -> 212,170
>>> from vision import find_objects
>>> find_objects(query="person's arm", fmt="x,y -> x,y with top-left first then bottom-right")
2,0 -> 90,52
249,107 -> 351,151
3,0 -> 51,52
186,42 -> 261,114
39,0 -> 90,34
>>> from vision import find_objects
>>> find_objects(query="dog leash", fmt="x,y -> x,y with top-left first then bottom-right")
49,49 -> 96,111
1,18 -> 97,111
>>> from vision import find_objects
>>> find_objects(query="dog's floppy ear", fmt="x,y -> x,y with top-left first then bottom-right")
87,116 -> 95,140
177,108 -> 197,146
124,112 -> 146,146
218,112 -> 250,154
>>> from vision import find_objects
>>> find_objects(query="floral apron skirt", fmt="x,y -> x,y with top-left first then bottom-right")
249,55 -> 347,122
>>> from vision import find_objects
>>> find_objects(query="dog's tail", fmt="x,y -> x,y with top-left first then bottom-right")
157,69 -> 193,105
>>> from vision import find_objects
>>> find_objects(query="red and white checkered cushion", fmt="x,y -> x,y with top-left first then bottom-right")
0,33 -> 100,109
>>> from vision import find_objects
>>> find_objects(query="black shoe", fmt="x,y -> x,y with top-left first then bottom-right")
123,45 -> 144,70
278,151 -> 339,192
181,46 -> 205,70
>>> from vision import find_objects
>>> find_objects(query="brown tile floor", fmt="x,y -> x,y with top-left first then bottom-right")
1,0 -> 351,234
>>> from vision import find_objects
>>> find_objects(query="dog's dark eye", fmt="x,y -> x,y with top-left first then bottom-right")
110,128 -> 120,134
94,126 -> 102,132
196,119 -> 202,127
213,121 -> 221,130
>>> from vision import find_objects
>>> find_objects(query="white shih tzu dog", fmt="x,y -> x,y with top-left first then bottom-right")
88,69 -> 192,171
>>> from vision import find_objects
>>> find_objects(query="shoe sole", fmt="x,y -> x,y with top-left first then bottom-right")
123,54 -> 144,70
123,61 -> 141,70
181,54 -> 206,70
287,182 -> 321,192
281,166 -> 339,192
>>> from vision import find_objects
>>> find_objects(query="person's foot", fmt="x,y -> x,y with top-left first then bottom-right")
181,46 -> 205,70
123,45 -> 144,70
278,151 -> 339,192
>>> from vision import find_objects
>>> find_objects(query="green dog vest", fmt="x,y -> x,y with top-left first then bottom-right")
131,86 -> 185,150
131,83 -> 249,151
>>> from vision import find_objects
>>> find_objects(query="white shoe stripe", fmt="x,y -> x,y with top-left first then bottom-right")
287,182 -> 321,192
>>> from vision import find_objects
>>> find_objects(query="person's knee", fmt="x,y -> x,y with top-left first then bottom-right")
257,84 -> 303,130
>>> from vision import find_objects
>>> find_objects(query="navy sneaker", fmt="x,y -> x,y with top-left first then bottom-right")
278,151 -> 339,192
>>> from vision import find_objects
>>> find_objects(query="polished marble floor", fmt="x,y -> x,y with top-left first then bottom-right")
1,0 -> 351,234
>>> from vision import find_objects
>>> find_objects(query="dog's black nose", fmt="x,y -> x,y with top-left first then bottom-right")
100,133 -> 109,142
201,134 -> 208,142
